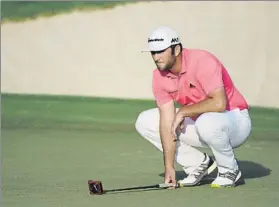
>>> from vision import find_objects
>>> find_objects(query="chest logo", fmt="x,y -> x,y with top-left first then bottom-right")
189,83 -> 195,88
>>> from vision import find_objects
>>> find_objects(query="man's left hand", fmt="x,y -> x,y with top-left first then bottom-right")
171,112 -> 185,138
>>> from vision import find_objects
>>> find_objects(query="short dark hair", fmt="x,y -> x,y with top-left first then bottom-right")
150,43 -> 183,55
170,43 -> 183,55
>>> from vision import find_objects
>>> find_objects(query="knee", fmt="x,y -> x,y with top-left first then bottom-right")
135,108 -> 159,136
195,113 -> 226,143
135,110 -> 147,135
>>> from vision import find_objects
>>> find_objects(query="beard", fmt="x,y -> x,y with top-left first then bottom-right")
156,58 -> 175,71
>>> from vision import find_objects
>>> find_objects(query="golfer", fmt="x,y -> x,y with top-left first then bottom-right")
135,26 -> 252,188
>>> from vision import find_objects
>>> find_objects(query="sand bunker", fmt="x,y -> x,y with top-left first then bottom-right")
1,1 -> 279,108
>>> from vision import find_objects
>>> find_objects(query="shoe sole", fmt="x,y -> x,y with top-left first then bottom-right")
179,159 -> 217,187
210,171 -> 242,188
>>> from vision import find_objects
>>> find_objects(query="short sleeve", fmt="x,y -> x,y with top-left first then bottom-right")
152,73 -> 173,107
196,54 -> 224,95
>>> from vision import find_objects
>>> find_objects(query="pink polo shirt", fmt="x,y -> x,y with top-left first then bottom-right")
152,48 -> 249,111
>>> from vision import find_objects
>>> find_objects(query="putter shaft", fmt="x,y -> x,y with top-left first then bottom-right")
104,183 -> 179,193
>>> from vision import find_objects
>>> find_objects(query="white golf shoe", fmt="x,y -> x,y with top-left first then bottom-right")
211,167 -> 242,188
178,153 -> 217,186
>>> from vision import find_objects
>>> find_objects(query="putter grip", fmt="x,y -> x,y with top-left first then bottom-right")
158,183 -> 178,188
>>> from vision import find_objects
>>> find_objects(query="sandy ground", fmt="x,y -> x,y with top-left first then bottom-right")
1,1 -> 279,108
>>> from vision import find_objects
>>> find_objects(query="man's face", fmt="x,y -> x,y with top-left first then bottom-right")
151,47 -> 176,71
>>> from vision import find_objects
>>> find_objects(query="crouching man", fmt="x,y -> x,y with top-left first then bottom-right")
136,26 -> 252,188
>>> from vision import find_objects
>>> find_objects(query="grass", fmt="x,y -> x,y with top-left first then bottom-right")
1,1 -> 133,23
1,93 -> 279,207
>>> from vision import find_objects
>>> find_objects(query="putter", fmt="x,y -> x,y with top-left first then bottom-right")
88,180 -> 183,195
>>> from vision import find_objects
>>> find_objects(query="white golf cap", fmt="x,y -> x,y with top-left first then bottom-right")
142,26 -> 180,52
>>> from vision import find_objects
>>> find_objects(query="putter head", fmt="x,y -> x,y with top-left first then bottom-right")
88,180 -> 104,195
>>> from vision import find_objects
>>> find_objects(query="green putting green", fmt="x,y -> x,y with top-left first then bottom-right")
2,94 -> 279,207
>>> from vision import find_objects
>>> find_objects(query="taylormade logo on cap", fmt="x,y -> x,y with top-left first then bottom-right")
142,26 -> 180,52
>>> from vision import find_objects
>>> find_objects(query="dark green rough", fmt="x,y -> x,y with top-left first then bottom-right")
1,1 -> 132,22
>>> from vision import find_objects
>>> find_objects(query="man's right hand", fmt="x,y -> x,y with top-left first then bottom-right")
164,167 -> 177,189
157,100 -> 177,189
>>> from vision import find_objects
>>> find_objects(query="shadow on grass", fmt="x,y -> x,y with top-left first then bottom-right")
92,161 -> 271,196
158,160 -> 271,186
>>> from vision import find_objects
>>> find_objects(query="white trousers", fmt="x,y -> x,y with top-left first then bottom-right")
135,108 -> 252,174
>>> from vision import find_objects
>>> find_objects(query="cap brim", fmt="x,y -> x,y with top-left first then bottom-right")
141,47 -> 171,53
141,48 -> 151,53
